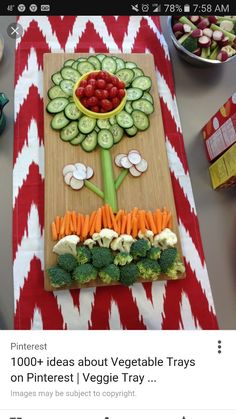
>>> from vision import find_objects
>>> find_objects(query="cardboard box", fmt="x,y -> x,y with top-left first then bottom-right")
202,93 -> 236,162
209,143 -> 236,189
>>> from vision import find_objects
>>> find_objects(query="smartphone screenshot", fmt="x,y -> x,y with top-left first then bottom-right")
0,1 -> 236,418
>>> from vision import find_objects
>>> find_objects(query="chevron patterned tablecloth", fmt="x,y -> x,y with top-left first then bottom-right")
13,16 -> 218,330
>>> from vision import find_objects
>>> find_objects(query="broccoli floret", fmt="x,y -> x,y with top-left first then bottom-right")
114,252 -> 133,266
99,264 -> 120,284
120,263 -> 139,286
47,266 -> 72,288
130,239 -> 150,259
137,259 -> 161,280
77,246 -> 91,264
166,254 -> 185,279
57,253 -> 78,272
147,247 -> 161,261
91,247 -> 114,269
73,263 -> 97,284
159,247 -> 178,273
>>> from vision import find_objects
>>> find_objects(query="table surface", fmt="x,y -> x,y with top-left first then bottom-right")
0,16 -> 236,330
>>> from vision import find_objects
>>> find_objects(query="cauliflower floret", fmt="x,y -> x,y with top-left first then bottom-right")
110,234 -> 136,253
153,228 -> 177,249
92,229 -> 118,248
53,235 -> 80,257
83,238 -> 96,249
138,229 -> 154,244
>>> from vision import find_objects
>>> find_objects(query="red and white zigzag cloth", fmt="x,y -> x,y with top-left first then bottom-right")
13,16 -> 218,330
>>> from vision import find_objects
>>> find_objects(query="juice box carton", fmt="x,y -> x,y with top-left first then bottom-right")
202,93 -> 236,162
209,143 -> 236,189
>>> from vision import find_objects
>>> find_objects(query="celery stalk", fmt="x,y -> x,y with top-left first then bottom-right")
84,180 -> 104,199
178,33 -> 191,45
179,16 -> 197,30
115,169 -> 128,190
201,47 -> 211,59
210,23 -> 236,42
100,148 -> 118,212
209,46 -> 219,60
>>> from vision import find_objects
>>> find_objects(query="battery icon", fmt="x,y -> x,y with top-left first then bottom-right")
184,4 -> 190,13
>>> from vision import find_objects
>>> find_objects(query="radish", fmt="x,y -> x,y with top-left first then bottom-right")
193,48 -> 202,56
115,153 -> 126,167
135,159 -> 148,173
191,29 -> 203,38
198,18 -> 210,30
183,24 -> 191,33
86,166 -> 94,180
217,50 -> 229,62
64,172 -> 73,185
70,178 -> 84,190
213,30 -> 224,41
75,163 -> 87,174
63,164 -> 75,176
208,16 -> 217,24
190,16 -> 200,24
129,167 -> 141,177
219,36 -> 230,47
198,36 -> 211,48
220,20 -> 234,32
175,31 -> 184,40
120,156 -> 133,169
129,149 -> 140,154
173,23 -> 184,33
128,151 -> 142,165
203,28 -> 213,38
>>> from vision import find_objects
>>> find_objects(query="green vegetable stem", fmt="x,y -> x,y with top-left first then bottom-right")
100,148 -> 118,213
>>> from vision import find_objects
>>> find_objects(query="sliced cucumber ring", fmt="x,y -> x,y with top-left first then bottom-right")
48,85 -> 68,99
82,131 -> 98,152
98,129 -> 114,149
61,67 -> 80,83
132,99 -> 154,115
132,110 -> 149,131
88,56 -> 101,70
51,72 -> 63,86
125,61 -> 137,69
64,103 -> 81,120
60,79 -> 75,96
142,91 -> 154,104
126,87 -> 143,101
78,116 -> 96,134
64,59 -> 75,67
125,101 -> 133,114
125,125 -> 138,137
116,68 -> 134,86
132,76 -> 152,91
102,57 -> 117,74
70,133 -> 86,145
96,54 -> 106,62
51,112 -> 69,130
47,98 -> 69,114
110,124 -> 124,144
116,111 -> 133,129
115,57 -> 125,71
97,119 -> 111,130
60,121 -> 79,141
77,61 -> 95,75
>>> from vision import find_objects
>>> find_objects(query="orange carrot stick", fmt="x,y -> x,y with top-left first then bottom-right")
65,211 -> 71,236
102,206 -> 107,228
55,216 -> 60,235
72,211 -> 77,233
59,216 -> 66,238
109,206 -> 118,232
131,207 -> 138,221
89,211 -> 96,229
51,222 -> 58,241
95,208 -> 102,232
76,214 -> 81,236
90,212 -> 97,236
82,214 -> 90,240
126,212 -> 132,235
156,209 -> 162,233
147,211 -> 157,234
121,214 -> 127,234
132,217 -> 138,238
115,209 -> 123,223
139,210 -> 146,233
116,218 -> 121,235
162,210 -> 168,230
167,212 -> 173,229
105,204 -> 112,229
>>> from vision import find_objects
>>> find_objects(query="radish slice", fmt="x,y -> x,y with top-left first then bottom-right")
135,159 -> 148,173
208,16 -> 217,24
175,31 -> 184,40
190,16 -> 200,24
73,168 -> 87,181
213,30 -> 224,41
203,28 -> 213,38
219,36 -> 230,47
63,164 -> 75,176
220,20 -> 234,32
198,36 -> 211,48
193,48 -> 202,56
128,151 -> 142,165
129,166 -> 142,177
115,153 -> 127,167
86,166 -> 94,179
129,149 -> 141,154
183,24 -> 191,33
173,23 -> 183,33
64,172 -> 73,185
191,29 -> 203,38
120,156 -> 133,169
74,163 -> 87,174
70,178 -> 84,190
198,18 -> 210,30
217,51 -> 229,62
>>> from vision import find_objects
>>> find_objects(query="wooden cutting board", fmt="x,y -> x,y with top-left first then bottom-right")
43,53 -> 185,291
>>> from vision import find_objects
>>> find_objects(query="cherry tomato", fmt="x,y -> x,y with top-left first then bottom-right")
96,78 -> 106,89
80,79 -> 87,88
112,97 -> 120,108
95,89 -> 103,100
110,76 -> 119,86
88,78 -> 97,87
91,105 -> 99,113
106,83 -> 113,90
118,80 -> 125,89
118,89 -> 125,99
98,71 -> 107,79
109,86 -> 118,98
84,85 -> 95,97
87,96 -> 98,107
101,89 -> 109,99
80,97 -> 88,107
88,72 -> 98,80
76,87 -> 85,98
101,99 -> 113,111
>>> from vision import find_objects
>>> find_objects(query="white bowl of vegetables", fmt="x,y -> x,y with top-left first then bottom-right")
168,16 -> 236,66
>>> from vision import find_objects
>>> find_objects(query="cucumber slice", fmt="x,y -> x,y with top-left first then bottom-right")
132,67 -> 144,79
60,79 -> 75,96
125,61 -> 137,69
51,112 -> 69,130
132,99 -> 154,115
116,111 -> 133,129
61,67 -> 80,83
126,87 -> 143,101
60,121 -> 79,141
98,129 -> 114,149
132,110 -> 149,131
68,96 -> 74,102
125,125 -> 138,137
95,126 -> 100,133
96,54 -> 106,62
72,62 -> 79,70
132,76 -> 152,91
116,69 -> 134,86
102,57 -> 117,74
97,119 -> 111,129
88,56 -> 101,70
46,98 -> 69,114
115,57 -> 125,71
77,61 -> 95,75
142,91 -> 154,104
78,116 -> 96,134
64,59 -> 75,67
109,116 -> 116,126
110,124 -> 124,144
70,133 -> 86,145
125,101 -> 133,114
48,85 -> 68,99
82,131 -> 98,152
64,103 -> 82,120
51,72 -> 63,86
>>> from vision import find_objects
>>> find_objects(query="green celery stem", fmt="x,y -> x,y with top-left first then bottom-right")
84,180 -> 104,199
115,169 -> 129,190
210,24 -> 236,43
100,148 -> 118,212
179,16 -> 197,30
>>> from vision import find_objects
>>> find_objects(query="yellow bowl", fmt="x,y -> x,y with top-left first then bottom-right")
73,71 -> 127,119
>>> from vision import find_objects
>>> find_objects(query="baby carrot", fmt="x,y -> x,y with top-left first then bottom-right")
121,214 -> 127,234
126,212 -> 132,235
132,217 -> 138,238
95,208 -> 102,232
109,206 -> 118,232
155,209 -> 162,233
65,211 -> 71,236
90,211 -> 97,236
102,206 -> 107,228
72,211 -> 77,233
55,216 -> 60,235
166,211 -> 173,229
162,210 -> 168,230
139,210 -> 146,233
105,204 -> 112,229
89,211 -> 96,230
76,213 -> 81,236
59,215 -> 66,238
51,222 -> 58,241
82,214 -> 90,240
147,211 -> 157,234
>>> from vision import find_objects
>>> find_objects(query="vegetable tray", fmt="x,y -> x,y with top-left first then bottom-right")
43,53 -> 185,290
